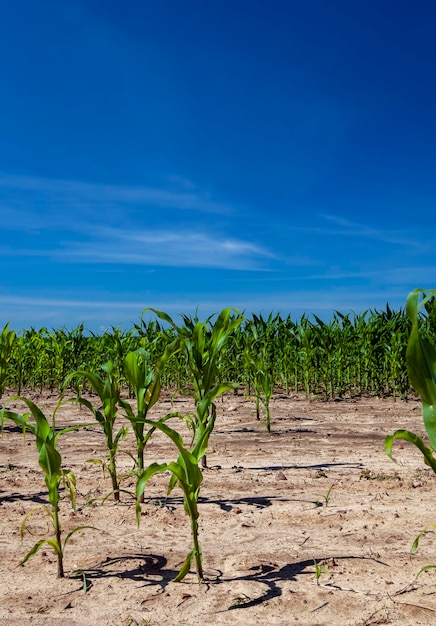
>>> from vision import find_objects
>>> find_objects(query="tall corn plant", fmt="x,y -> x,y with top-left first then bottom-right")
145,308 -> 244,468
1,398 -> 95,577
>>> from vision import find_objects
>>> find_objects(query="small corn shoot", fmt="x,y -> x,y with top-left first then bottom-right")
65,361 -> 128,501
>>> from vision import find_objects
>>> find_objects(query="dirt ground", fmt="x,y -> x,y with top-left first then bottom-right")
1,389 -> 436,626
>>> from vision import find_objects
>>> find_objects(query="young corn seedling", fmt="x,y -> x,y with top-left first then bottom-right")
316,483 -> 335,507
65,361 -> 128,502
145,308 -> 244,467
136,389 -> 223,583
120,343 -> 179,502
1,397 -> 96,577
385,288 -> 436,563
313,559 -> 329,585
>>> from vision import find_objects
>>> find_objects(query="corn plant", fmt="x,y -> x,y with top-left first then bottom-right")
136,392 -> 224,582
119,343 -> 180,501
0,323 -> 15,400
65,361 -> 128,501
250,361 -> 275,432
313,558 -> 328,585
1,397 -> 95,577
385,289 -> 436,467
145,308 -> 244,467
385,289 -> 436,565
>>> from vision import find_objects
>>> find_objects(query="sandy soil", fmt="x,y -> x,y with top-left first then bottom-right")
1,389 -> 436,626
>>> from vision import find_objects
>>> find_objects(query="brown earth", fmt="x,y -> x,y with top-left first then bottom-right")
1,390 -> 436,625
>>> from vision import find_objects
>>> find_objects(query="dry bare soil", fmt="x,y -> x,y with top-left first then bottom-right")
1,390 -> 436,625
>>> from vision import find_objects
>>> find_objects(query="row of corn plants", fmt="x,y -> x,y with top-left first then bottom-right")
3,301 -> 436,436
5,304 -> 436,401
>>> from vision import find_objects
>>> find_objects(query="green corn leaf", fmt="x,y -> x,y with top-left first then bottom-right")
197,382 -> 237,418
113,426 -> 129,447
142,307 -> 177,329
173,549 -> 194,582
166,460 -> 188,491
63,525 -> 99,548
20,506 -> 50,539
86,458 -> 104,466
136,462 -> 168,524
147,419 -> 185,454
144,376 -> 161,410
415,564 -> 436,580
411,526 -> 436,554
2,409 -> 34,437
118,398 -> 136,420
18,539 -> 57,566
15,397 -> 52,448
124,350 -> 143,390
38,441 -> 62,481
406,288 -> 436,449
65,369 -> 105,398
384,429 -> 436,473
62,470 -> 77,510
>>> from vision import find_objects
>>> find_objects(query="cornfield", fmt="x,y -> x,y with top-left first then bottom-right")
3,301 -> 436,400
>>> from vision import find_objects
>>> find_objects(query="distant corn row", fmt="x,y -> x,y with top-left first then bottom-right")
2,300 -> 436,399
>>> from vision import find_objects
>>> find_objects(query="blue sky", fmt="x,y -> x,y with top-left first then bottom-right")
1,0 -> 435,331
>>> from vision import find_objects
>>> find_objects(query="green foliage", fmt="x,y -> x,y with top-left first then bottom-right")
405,289 -> 436,447
136,410 -> 216,582
242,314 -> 278,431
66,361 -> 128,501
0,305 -> 422,400
313,558 -> 328,585
119,344 -> 180,501
385,288 -> 436,571
1,397 -> 96,577
385,289 -> 436,471
0,323 -> 15,398
145,308 -> 244,466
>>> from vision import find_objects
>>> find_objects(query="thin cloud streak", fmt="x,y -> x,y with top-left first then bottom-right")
281,214 -> 424,251
320,214 -> 424,249
57,229 -> 276,270
0,171 -> 235,232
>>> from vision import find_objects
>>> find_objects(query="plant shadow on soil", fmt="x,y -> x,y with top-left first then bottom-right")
73,552 -> 388,613
147,492 -> 342,512
0,488 -> 48,506
70,553 -> 175,595
214,555 -> 389,612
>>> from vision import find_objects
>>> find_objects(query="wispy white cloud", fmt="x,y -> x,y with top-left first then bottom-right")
279,214 -> 425,252
320,214 -> 425,249
57,228 -> 277,270
0,171 -> 235,233
0,225 -> 277,270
